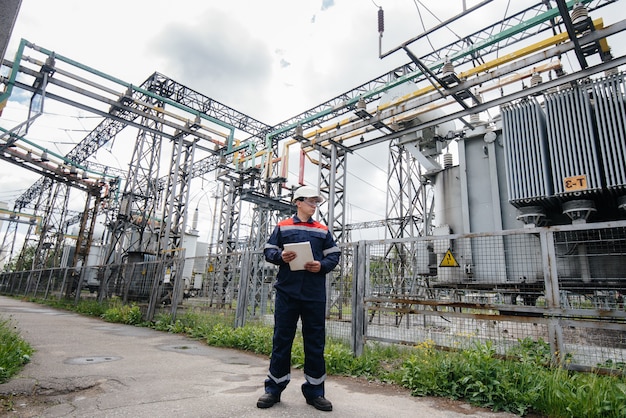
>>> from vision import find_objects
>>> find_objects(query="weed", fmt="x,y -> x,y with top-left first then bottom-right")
101,302 -> 143,325
0,317 -> 34,384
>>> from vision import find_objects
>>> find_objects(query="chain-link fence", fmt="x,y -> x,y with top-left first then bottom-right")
349,221 -> 626,373
2,220 -> 625,373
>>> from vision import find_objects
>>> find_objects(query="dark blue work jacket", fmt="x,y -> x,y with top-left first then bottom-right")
264,215 -> 341,302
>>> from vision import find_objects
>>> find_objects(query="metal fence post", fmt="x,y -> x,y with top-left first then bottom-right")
541,229 -> 566,365
73,266 -> 85,305
170,255 -> 187,322
352,241 -> 366,356
145,260 -> 167,322
235,250 -> 251,328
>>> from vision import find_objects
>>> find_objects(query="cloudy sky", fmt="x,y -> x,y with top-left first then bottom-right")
1,0 -> 624,245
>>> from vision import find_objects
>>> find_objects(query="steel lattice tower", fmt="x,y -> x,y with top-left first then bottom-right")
158,135 -> 197,317
317,143 -> 348,318
100,89 -> 165,303
209,179 -> 242,308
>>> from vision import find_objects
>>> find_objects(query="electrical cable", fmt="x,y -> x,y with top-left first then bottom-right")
348,150 -> 387,194
413,0 -> 464,57
412,0 -> 436,54
348,201 -> 385,218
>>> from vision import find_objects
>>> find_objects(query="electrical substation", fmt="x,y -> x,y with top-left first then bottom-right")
2,1 -> 626,373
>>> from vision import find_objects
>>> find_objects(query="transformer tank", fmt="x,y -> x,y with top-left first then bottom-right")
431,72 -> 626,288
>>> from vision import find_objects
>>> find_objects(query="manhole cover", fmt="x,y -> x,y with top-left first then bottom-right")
65,356 -> 122,365
159,344 -> 214,356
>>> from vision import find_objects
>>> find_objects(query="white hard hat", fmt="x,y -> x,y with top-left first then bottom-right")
293,185 -> 322,202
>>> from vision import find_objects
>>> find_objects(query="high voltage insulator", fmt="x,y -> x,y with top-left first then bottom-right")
570,2 -> 589,25
441,56 -> 455,77
378,7 -> 384,35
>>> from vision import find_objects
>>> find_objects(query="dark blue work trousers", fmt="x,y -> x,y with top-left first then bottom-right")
265,290 -> 327,399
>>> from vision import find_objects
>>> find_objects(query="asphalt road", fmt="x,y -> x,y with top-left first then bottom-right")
0,296 -> 520,418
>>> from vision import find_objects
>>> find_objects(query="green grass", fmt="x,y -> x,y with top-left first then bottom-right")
100,302 -> 143,325
5,297 -> 626,417
0,317 -> 34,384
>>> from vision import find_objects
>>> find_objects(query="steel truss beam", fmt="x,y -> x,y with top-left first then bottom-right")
261,0 -> 617,143
7,0 -> 621,214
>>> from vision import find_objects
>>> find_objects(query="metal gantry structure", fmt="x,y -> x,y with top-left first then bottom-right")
1,0 -> 624,317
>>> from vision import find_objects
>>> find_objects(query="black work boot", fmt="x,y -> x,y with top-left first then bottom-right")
306,396 -> 333,411
256,392 -> 280,408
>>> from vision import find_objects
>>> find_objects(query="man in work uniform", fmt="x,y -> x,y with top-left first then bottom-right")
257,185 -> 341,412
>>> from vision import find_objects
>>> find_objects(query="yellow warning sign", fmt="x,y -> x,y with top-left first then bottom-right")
440,249 -> 459,267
